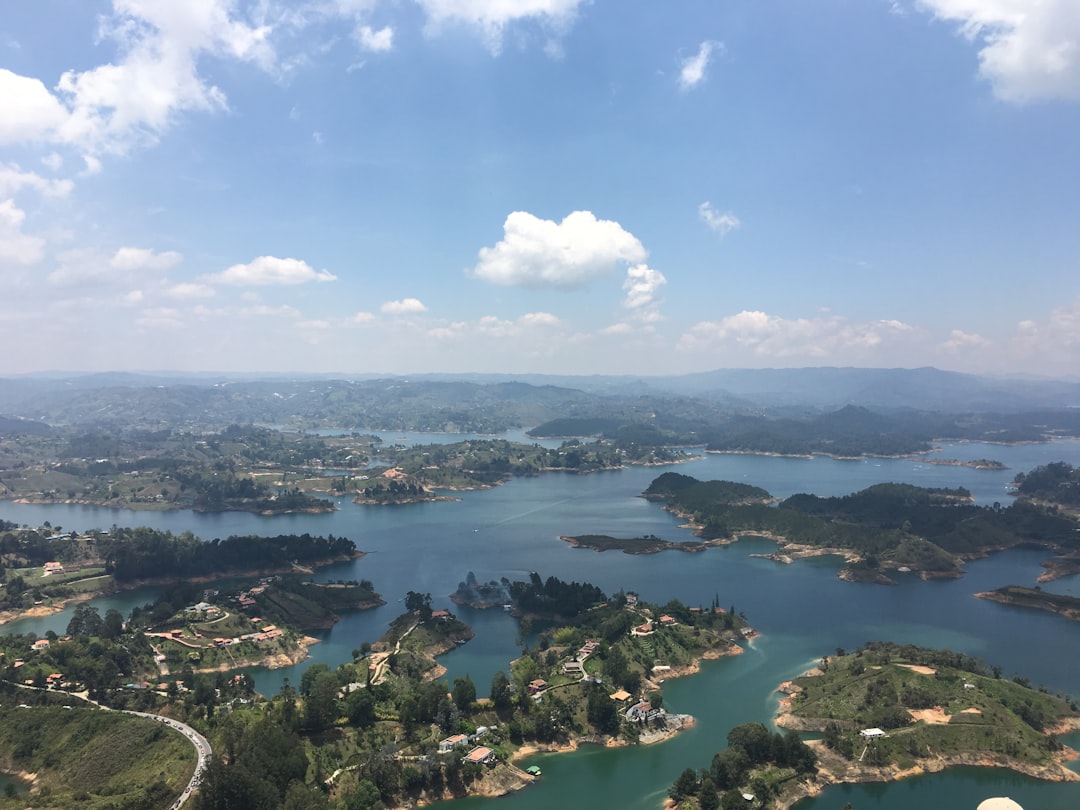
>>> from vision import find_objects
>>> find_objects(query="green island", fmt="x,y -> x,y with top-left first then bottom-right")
560,534 -> 719,554
637,472 -> 1080,583
975,586 -> 1080,623
666,642 -> 1080,810
922,457 -> 1007,470
353,439 -> 695,504
0,572 -> 749,809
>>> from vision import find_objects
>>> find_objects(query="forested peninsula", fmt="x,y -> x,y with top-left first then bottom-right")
0,526 -> 362,620
636,472 -> 1080,583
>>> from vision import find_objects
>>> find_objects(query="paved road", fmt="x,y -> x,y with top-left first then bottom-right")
125,710 -> 211,807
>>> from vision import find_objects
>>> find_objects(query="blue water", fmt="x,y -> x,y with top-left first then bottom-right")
3,439 -> 1080,809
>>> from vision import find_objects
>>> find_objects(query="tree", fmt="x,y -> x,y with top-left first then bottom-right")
345,687 -> 376,728
587,686 -> 620,735
67,604 -> 103,637
490,670 -> 512,712
101,608 -> 124,640
345,781 -> 384,810
300,663 -> 331,697
698,778 -> 720,810
726,722 -> 772,763
669,767 -> 699,800
304,670 -> 340,731
452,675 -> 476,712
404,590 -> 432,619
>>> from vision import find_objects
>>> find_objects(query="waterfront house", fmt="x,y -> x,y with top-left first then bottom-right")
438,734 -> 468,753
462,746 -> 496,766
626,701 -> 661,721
860,728 -> 886,738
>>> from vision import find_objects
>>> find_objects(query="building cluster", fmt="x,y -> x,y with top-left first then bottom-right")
437,725 -> 497,768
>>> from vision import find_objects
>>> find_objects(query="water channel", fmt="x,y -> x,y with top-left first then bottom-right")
3,438 -> 1080,809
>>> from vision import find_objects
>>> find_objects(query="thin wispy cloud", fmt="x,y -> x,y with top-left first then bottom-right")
679,40 -> 720,90
698,202 -> 741,236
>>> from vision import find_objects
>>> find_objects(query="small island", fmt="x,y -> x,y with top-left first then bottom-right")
667,642 -> 1080,809
920,457 -> 1007,470
774,643 -> 1079,806
975,586 -> 1080,623
560,533 -> 718,554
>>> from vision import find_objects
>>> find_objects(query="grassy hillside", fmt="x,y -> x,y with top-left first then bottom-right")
0,701 -> 195,809
780,642 -> 1080,772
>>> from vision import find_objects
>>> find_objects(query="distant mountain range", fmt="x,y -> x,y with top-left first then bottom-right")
1,367 -> 1078,433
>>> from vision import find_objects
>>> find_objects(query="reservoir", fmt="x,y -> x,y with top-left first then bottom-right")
3,439 -> 1080,809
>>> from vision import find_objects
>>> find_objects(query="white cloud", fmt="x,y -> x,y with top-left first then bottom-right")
0,164 -> 73,198
940,328 -> 989,352
41,153 -> 63,172
916,0 -> 1080,101
349,311 -> 376,324
679,41 -> 720,90
207,255 -> 337,285
472,210 -> 648,288
357,24 -> 393,52
381,297 -> 428,315
0,69 -> 69,144
678,310 -> 914,358
0,1 -> 277,156
135,306 -> 184,329
621,264 -> 666,323
47,245 -> 181,287
698,202 -> 741,236
0,200 -> 46,266
110,246 -> 182,272
518,311 -> 561,328
166,282 -> 215,299
1010,298 -> 1080,364
414,0 -> 586,54
81,155 -> 103,176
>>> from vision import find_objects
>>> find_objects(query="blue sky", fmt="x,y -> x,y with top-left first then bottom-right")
1,0 -> 1079,377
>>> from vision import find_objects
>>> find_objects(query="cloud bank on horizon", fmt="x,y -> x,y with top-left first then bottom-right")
0,0 -> 1078,377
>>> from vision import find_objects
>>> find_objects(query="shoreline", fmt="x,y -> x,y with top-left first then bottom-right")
774,740 -> 1080,810
7,495 -> 336,515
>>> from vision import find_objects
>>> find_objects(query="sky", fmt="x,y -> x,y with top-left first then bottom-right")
1,0 -> 1079,378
